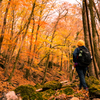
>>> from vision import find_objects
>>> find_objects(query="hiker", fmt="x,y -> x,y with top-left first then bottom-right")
73,40 -> 90,91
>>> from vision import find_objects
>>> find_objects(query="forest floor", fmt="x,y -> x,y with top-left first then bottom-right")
0,60 -> 90,100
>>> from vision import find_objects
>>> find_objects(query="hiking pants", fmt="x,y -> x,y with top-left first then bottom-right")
76,66 -> 88,89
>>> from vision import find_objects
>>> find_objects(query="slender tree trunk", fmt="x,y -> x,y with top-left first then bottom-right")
4,10 -> 15,76
93,2 -> 100,22
60,51 -> 63,71
30,8 -> 43,66
42,54 -> 49,85
0,0 -> 2,3
28,10 -> 35,65
0,0 -> 11,52
92,1 -> 100,51
8,1 -> 36,82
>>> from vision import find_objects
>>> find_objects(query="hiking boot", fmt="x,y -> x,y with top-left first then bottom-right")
85,87 -> 88,91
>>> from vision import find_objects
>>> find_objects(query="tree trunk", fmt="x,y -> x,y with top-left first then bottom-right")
0,0 -> 2,3
89,0 -> 100,71
98,0 -> 100,21
28,10 -> 35,65
0,0 -> 11,52
60,51 -> 63,71
30,8 -> 43,67
4,38 -> 18,77
4,10 -> 15,76
82,0 -> 99,78
8,1 -> 36,82
82,0 -> 94,76
42,54 -> 50,85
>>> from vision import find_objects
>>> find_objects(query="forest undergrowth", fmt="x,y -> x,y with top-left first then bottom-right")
0,57 -> 90,100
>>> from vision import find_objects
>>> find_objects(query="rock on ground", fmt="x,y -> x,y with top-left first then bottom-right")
0,91 -> 22,100
70,97 -> 79,100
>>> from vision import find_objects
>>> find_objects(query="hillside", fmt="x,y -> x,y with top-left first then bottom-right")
0,60 -> 70,97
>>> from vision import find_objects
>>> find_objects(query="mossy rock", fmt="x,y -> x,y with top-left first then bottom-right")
58,89 -> 63,94
42,89 -> 56,99
22,95 -> 29,100
89,84 -> 100,93
86,76 -> 100,86
85,76 -> 100,88
31,92 -> 43,100
63,87 -> 74,95
34,83 -> 43,89
85,76 -> 100,98
43,81 -> 62,90
14,85 -> 36,99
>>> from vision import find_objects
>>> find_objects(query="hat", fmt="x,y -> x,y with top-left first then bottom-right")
77,40 -> 85,46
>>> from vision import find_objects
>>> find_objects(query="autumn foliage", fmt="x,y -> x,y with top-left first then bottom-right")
0,0 -> 100,99
0,0 -> 84,83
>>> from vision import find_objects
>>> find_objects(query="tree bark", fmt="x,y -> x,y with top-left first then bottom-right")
0,0 -> 2,3
28,8 -> 35,65
89,0 -> 100,72
82,0 -> 99,78
98,0 -> 100,16
0,0 -> 11,52
4,10 -> 15,76
60,51 -> 63,71
42,54 -> 50,85
82,0 -> 94,76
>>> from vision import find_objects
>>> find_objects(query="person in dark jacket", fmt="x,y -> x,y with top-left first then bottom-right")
73,40 -> 88,91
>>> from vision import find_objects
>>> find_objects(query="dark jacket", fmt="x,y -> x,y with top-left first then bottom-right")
73,46 -> 88,63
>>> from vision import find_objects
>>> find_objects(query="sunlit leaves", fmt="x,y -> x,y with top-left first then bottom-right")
0,0 -> 83,71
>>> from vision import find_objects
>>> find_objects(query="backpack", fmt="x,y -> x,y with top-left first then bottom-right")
77,47 -> 92,67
